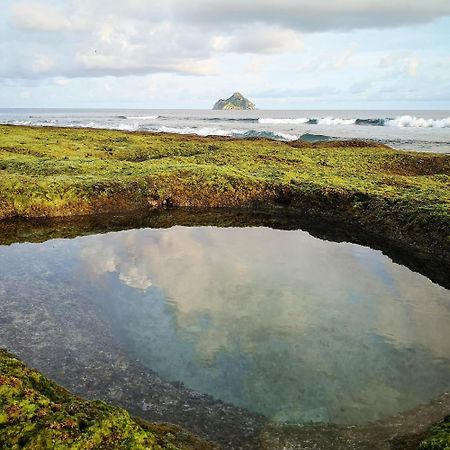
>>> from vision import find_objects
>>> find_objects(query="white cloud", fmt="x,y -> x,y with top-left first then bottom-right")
3,0 -> 449,81
379,52 -> 422,77
169,0 -> 450,31
1,0 -> 449,108
11,1 -> 82,32
333,43 -> 357,70
119,267 -> 153,291
244,55 -> 270,73
74,51 -> 217,77
296,43 -> 358,72
54,77 -> 70,86
408,56 -> 420,76
215,27 -> 304,54
169,58 -> 219,76
31,54 -> 55,74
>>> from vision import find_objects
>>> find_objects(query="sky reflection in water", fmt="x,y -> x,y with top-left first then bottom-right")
1,226 -> 449,424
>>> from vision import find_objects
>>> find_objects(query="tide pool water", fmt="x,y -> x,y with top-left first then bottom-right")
0,224 -> 449,424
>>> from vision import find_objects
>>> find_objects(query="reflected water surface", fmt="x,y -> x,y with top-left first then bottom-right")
0,225 -> 449,425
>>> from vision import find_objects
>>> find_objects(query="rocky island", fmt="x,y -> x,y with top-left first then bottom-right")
212,92 -> 256,110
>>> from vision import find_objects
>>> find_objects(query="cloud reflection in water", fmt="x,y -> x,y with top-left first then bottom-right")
78,226 -> 450,424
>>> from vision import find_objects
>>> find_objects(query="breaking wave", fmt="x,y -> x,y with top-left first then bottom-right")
315,117 -> 356,126
258,118 -> 309,125
5,114 -> 450,130
154,126 -> 298,141
118,115 -> 160,120
235,130 -> 299,141
386,115 -> 450,128
155,126 -> 231,137
258,117 -> 357,126
255,116 -> 450,128
1,119 -> 332,142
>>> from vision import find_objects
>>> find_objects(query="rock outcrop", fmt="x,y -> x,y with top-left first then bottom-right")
212,92 -> 256,110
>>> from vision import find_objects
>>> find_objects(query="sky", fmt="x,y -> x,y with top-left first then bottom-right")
1,0 -> 450,109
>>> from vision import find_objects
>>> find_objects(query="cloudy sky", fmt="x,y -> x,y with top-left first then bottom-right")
1,0 -> 450,109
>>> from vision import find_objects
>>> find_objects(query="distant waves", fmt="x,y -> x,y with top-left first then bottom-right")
113,114 -> 450,128
117,115 -> 159,120
258,115 -> 450,128
149,126 -> 300,141
386,116 -> 450,128
0,119 -> 327,142
2,113 -> 449,150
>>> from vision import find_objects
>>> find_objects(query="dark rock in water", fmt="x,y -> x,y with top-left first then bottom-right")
213,92 -> 256,110
298,133 -> 333,143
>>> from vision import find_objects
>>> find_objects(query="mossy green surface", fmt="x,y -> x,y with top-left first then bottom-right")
420,418 -> 450,450
0,349 -> 214,449
0,125 -> 449,257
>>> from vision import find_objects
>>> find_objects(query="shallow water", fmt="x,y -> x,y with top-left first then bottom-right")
0,224 -> 449,425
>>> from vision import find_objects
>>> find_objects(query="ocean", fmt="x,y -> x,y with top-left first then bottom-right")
1,108 -> 449,153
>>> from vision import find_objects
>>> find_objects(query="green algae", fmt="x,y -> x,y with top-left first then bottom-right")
0,125 -> 449,262
420,418 -> 450,450
0,349 -> 214,449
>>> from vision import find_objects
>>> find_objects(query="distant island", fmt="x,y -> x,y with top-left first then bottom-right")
213,92 -> 256,110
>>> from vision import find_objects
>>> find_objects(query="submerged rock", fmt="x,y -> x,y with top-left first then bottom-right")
212,92 -> 256,110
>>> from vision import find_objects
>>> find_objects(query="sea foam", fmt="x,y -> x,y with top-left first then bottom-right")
315,117 -> 356,126
258,118 -> 309,124
235,129 -> 299,141
154,126 -> 299,141
125,115 -> 159,120
155,126 -> 231,137
257,116 -> 450,128
387,115 -> 450,128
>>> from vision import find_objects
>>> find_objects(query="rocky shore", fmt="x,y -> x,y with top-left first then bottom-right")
0,125 -> 448,269
0,124 -> 449,449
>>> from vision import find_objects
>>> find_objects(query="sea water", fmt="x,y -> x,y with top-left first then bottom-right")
0,224 -> 449,424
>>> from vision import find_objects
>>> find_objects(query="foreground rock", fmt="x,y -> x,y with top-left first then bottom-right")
213,92 -> 256,110
0,349 -> 216,449
1,348 -> 449,449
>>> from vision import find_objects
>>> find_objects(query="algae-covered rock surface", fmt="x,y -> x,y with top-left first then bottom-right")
0,349 -> 215,449
0,124 -> 449,264
419,417 -> 450,449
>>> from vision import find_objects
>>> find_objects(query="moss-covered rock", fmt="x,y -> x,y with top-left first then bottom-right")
420,417 -> 450,450
0,125 -> 449,265
0,349 -> 215,449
